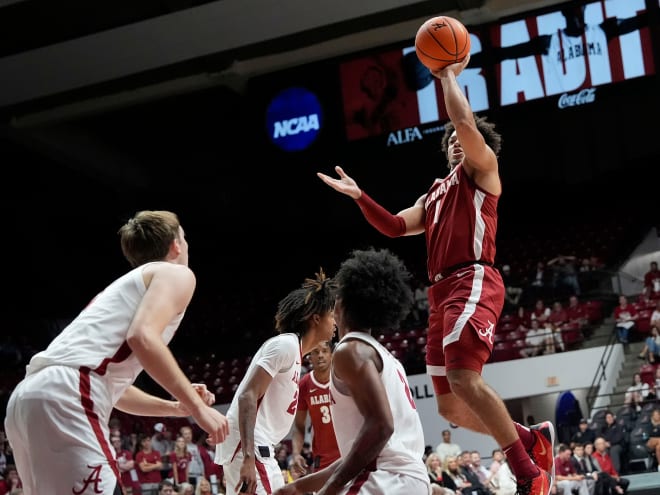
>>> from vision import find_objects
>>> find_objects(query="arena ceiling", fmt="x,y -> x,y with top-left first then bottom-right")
0,0 -> 568,122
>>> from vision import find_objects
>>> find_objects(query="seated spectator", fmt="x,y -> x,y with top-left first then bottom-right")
614,295 -> 638,344
177,482 -> 195,495
531,299 -> 551,325
554,444 -> 590,495
570,443 -> 597,495
570,419 -> 596,449
159,479 -> 176,494
566,295 -> 588,329
425,453 -> 453,495
646,408 -> 660,472
541,321 -> 564,354
599,412 -> 625,474
638,326 -> 660,364
0,465 -> 22,494
442,455 -> 471,493
487,449 -> 517,495
624,373 -> 650,411
644,261 -> 660,297
520,320 -> 545,358
651,300 -> 660,331
548,301 -> 568,329
592,437 -> 630,493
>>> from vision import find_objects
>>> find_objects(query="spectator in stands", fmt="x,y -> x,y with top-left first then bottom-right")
541,320 -> 564,354
651,300 -> 660,332
599,412 -> 625,474
459,450 -> 492,495
592,437 -> 629,493
0,440 -> 11,478
554,444 -> 590,495
0,465 -> 22,495
566,295 -> 588,329
520,319 -> 545,358
442,455 -> 472,493
152,422 -> 174,480
135,434 -> 163,494
180,425 -> 212,485
470,451 -> 492,489
152,423 -> 174,458
624,373 -> 650,411
613,295 -> 638,344
570,443 -> 597,495
531,299 -> 551,324
487,449 -> 517,495
426,453 -> 453,494
178,482 -> 194,495
548,301 -> 568,329
194,476 -> 213,495
170,435 -> 192,487
638,326 -> 660,364
644,409 -> 660,472
548,255 -> 581,297
501,265 -> 524,311
653,367 -> 660,401
159,480 -> 176,494
436,429 -> 462,462
111,434 -> 139,495
570,419 -> 596,449
644,261 -> 660,297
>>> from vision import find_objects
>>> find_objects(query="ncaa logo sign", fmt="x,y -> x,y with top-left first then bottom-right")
266,87 -> 322,152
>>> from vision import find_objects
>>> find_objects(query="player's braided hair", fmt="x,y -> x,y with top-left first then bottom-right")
275,268 -> 336,336
440,114 -> 502,157
334,248 -> 413,333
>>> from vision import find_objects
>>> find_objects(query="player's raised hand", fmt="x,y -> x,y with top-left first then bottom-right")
432,53 -> 471,79
317,166 -> 362,200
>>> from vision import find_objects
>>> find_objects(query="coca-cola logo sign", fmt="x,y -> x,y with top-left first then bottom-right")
558,88 -> 597,109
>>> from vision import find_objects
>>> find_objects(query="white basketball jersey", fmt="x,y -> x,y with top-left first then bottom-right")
25,262 -> 184,406
216,333 -> 301,464
330,332 -> 428,483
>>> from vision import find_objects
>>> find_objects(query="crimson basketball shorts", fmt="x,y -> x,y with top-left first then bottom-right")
425,264 -> 504,395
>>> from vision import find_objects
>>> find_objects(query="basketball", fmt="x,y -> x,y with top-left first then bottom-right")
414,16 -> 471,71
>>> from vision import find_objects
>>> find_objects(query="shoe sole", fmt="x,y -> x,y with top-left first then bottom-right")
541,421 -> 556,492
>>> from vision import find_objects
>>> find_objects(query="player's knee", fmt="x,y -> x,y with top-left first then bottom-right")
446,370 -> 481,398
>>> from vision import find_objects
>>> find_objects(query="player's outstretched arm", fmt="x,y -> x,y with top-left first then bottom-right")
318,166 -> 424,237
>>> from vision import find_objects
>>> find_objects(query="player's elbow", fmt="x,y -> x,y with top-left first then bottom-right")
370,419 -> 394,443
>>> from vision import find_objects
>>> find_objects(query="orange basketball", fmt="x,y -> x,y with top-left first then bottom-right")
415,15 -> 471,71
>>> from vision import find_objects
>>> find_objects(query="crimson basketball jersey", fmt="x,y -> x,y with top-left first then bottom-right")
298,371 -> 340,469
423,164 -> 499,281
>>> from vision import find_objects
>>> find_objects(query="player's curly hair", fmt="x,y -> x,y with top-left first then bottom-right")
275,269 -> 336,336
440,114 -> 502,157
334,248 -> 413,333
